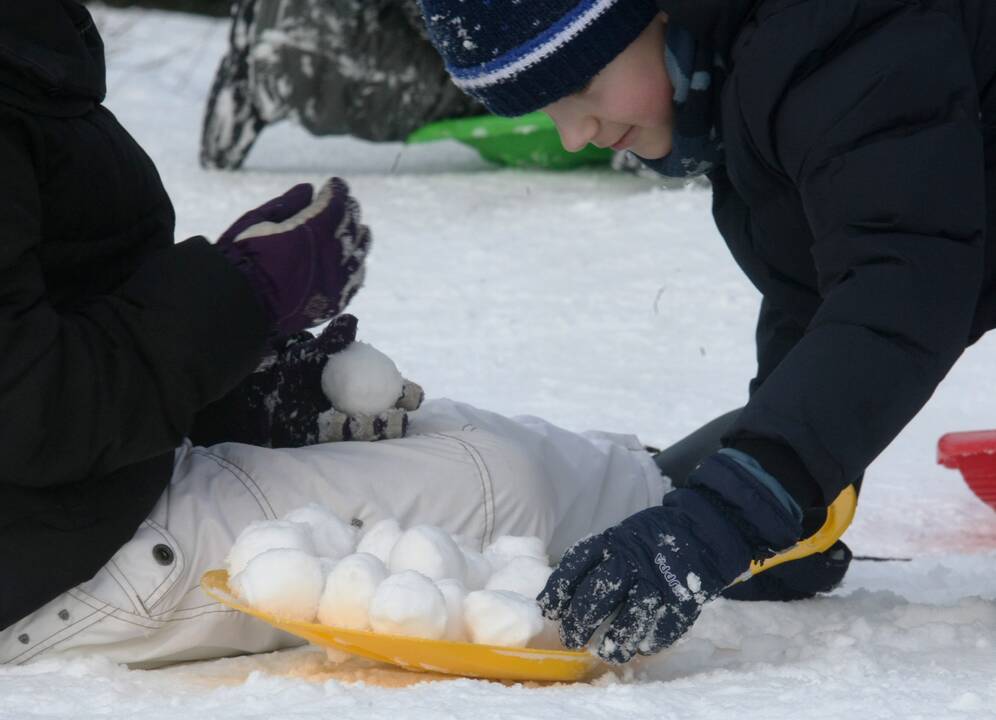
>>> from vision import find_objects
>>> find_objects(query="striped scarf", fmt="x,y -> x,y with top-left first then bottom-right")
638,24 -> 724,179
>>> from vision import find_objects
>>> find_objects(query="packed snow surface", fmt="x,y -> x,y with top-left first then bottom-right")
321,341 -> 404,415
8,6 -> 996,719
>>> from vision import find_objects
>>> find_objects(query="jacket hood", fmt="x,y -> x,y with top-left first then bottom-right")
0,0 -> 106,116
656,0 -> 757,58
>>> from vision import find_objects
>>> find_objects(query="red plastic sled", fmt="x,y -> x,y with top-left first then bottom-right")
937,430 -> 996,510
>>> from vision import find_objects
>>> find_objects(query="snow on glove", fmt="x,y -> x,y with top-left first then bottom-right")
217,178 -> 370,337
538,450 -> 802,664
189,315 -> 424,448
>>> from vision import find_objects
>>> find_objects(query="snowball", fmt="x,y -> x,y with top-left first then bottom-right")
485,556 -> 553,599
389,525 -> 467,583
234,548 -> 323,622
283,504 -> 336,527
321,341 -> 404,415
464,590 -> 544,648
368,571 -> 447,640
462,549 -> 492,591
483,535 -> 548,571
227,520 -> 316,577
284,504 -> 357,561
317,552 -> 388,630
356,518 -> 403,565
436,579 -> 469,642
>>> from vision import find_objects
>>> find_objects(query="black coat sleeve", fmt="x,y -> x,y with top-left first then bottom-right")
0,117 -> 270,488
726,4 -> 987,501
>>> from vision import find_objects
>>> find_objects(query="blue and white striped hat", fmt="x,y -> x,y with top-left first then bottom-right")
418,0 -> 661,117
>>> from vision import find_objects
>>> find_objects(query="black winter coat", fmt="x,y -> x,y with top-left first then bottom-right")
659,0 -> 996,505
0,1 -> 269,630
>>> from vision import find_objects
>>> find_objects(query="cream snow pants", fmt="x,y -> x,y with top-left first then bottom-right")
0,399 -> 667,667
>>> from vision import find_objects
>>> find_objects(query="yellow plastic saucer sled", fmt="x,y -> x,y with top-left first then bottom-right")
202,486 -> 857,683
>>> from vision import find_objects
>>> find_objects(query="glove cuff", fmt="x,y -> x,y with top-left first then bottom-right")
687,453 -> 803,557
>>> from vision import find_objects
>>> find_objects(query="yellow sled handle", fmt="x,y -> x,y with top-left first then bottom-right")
734,484 -> 858,585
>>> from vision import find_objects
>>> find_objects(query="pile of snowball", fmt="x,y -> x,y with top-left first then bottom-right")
226,505 -> 561,649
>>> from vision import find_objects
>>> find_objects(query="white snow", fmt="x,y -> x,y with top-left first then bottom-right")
435,579 -> 470,642
484,555 -> 553,598
356,517 -> 404,564
8,6 -> 996,718
226,520 -> 317,576
321,341 -> 404,415
284,504 -> 358,561
484,535 -> 548,571
317,552 -> 389,630
463,590 -> 545,648
460,549 -> 493,591
368,571 -> 448,640
232,548 -> 324,622
388,525 -> 468,583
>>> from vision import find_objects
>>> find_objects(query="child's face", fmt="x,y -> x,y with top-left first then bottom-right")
542,15 -> 673,159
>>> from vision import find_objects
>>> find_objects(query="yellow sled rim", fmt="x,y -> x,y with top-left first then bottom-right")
739,484 -> 858,583
201,570 -> 600,683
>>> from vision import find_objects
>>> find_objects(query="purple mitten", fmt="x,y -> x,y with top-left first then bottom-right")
218,178 -> 370,337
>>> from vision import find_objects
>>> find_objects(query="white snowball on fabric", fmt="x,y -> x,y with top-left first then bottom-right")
464,590 -> 544,648
234,548 -> 324,622
462,550 -> 493,591
485,556 -> 553,599
284,504 -> 358,561
435,579 -> 469,642
483,535 -> 548,572
317,552 -> 388,630
283,503 -> 337,527
321,341 -> 404,416
226,520 -> 317,577
368,571 -> 448,640
389,525 -> 467,583
356,518 -> 403,565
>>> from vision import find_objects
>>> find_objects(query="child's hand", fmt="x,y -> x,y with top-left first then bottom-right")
189,315 -> 423,448
538,453 -> 802,663
216,178 -> 370,338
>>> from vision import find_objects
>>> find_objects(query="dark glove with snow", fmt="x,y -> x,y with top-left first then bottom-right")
217,178 -> 370,338
538,449 -> 803,664
190,315 -> 424,448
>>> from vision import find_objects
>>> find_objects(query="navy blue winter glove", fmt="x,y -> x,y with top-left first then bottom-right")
538,450 -> 803,663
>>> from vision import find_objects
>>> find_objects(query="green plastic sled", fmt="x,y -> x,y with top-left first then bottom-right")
406,112 -> 612,170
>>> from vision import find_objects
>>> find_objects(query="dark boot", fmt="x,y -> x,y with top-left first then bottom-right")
721,539 -> 853,601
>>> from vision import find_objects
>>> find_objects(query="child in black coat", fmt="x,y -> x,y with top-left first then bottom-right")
416,0 -> 996,662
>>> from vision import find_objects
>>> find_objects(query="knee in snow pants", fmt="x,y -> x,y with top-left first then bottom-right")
0,399 -> 666,667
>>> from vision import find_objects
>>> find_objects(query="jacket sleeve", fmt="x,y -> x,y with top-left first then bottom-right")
0,118 -> 270,488
725,5 -> 986,502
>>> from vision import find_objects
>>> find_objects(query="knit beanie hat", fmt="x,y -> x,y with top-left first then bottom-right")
417,0 -> 661,117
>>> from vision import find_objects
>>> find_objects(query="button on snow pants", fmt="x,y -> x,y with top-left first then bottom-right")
0,399 -> 666,667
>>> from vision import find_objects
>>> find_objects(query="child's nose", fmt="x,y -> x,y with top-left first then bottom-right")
546,108 -> 599,153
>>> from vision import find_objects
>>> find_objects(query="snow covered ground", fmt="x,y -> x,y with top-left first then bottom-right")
3,6 -> 995,718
